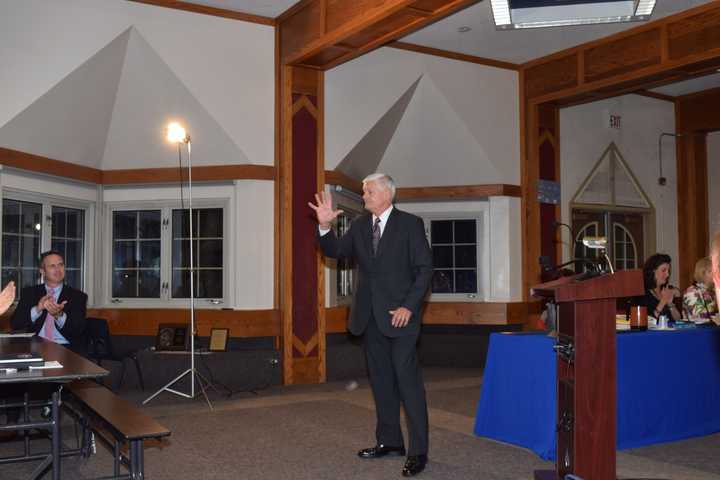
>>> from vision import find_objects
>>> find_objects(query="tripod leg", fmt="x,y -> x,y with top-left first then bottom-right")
193,371 -> 213,411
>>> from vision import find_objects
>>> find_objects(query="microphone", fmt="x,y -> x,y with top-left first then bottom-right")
553,221 -> 579,243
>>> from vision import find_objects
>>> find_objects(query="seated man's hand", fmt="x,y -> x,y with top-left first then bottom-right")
45,300 -> 67,317
36,294 -> 54,312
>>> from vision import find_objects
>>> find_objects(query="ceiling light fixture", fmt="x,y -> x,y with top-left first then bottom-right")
491,0 -> 657,30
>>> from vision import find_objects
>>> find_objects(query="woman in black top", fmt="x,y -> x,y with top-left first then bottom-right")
639,253 -> 682,321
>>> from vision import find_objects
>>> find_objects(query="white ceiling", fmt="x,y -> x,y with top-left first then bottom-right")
650,73 -> 720,96
179,0 -> 299,18
181,0 -> 717,94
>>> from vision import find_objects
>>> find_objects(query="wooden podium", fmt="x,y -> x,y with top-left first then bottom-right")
532,269 -> 643,480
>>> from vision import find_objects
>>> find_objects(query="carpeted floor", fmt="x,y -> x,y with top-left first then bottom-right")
1,367 -> 719,479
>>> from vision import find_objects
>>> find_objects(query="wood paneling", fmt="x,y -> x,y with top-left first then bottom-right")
0,147 -> 101,184
389,42 -> 520,70
583,29 -> 661,84
325,302 -> 538,331
0,147 -> 276,184
667,8 -> 720,60
326,0 -> 390,33
396,184 -> 521,201
326,306 -> 349,333
324,170 -> 363,195
280,0 -> 481,70
128,0 -> 275,25
86,308 -> 280,337
522,2 -> 720,104
524,54 -> 578,99
102,164 -> 276,184
280,0 -> 324,62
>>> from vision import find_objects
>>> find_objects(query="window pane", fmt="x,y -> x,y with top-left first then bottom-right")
454,220 -> 476,244
113,270 -> 137,297
22,237 -> 39,268
198,240 -> 222,267
65,270 -> 81,289
3,200 -> 20,234
455,270 -> 477,294
114,241 -> 136,268
52,210 -> 66,237
432,246 -> 453,268
199,270 -> 222,298
21,203 -> 41,236
21,269 -> 38,289
431,221 -> 453,244
432,270 -> 453,293
455,245 -> 476,268
65,240 -> 82,269
51,239 -> 64,258
114,211 -> 137,239
172,209 -> 196,238
139,241 -> 161,269
172,270 -> 191,298
173,240 -> 190,269
200,209 -> 223,238
3,237 -> 19,267
67,209 -> 82,238
138,270 -> 161,297
139,211 -> 161,238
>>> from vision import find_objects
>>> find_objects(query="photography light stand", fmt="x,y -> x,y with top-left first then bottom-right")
143,124 -> 220,410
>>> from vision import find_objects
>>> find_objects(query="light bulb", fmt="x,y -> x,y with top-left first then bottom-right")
167,122 -> 187,143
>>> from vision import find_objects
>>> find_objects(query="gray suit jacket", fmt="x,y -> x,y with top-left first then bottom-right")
318,208 -> 433,337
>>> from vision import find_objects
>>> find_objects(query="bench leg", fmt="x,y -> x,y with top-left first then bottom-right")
129,439 -> 144,480
114,440 -> 121,478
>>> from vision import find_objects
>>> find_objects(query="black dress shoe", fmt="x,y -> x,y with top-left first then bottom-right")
401,454 -> 427,477
357,444 -> 406,458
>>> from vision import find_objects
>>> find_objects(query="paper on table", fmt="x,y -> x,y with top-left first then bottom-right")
29,361 -> 63,369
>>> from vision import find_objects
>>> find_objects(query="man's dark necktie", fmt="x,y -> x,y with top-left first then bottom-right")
372,217 -> 381,256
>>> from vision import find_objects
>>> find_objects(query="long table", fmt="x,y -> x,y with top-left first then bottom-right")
0,337 -> 107,479
474,328 -> 720,461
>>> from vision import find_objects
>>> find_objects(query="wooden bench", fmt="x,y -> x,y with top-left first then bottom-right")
65,381 -> 171,480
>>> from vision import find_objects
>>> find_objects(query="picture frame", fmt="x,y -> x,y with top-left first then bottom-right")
155,323 -> 189,351
209,328 -> 229,352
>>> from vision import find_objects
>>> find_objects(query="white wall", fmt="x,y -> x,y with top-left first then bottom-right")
560,94 -> 678,280
0,0 -> 274,168
325,47 -> 520,186
708,132 -> 720,244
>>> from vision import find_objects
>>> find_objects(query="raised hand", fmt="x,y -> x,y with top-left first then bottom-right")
308,191 -> 344,229
0,281 -> 16,315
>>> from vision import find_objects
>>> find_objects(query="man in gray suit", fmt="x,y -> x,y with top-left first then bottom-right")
309,173 -> 433,477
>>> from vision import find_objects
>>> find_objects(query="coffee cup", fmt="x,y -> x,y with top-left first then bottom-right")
630,306 -> 647,330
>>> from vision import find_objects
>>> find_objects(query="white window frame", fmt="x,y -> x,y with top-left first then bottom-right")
418,209 -> 489,302
1,187 -> 95,302
103,198 -> 229,308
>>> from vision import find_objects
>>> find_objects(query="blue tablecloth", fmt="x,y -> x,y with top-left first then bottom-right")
473,328 -> 720,460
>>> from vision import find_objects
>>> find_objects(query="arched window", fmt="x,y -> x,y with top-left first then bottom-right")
613,223 -> 638,270
574,222 -> 600,271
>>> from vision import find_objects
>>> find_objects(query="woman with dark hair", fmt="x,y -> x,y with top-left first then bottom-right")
639,253 -> 682,321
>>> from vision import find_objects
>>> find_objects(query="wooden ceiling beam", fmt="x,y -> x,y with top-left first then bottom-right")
279,0 -> 481,70
522,1 -> 720,106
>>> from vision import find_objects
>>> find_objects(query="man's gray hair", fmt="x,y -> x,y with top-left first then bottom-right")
362,173 -> 396,200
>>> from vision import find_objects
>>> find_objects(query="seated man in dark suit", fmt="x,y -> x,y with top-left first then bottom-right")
3,251 -> 87,428
11,250 -> 87,354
